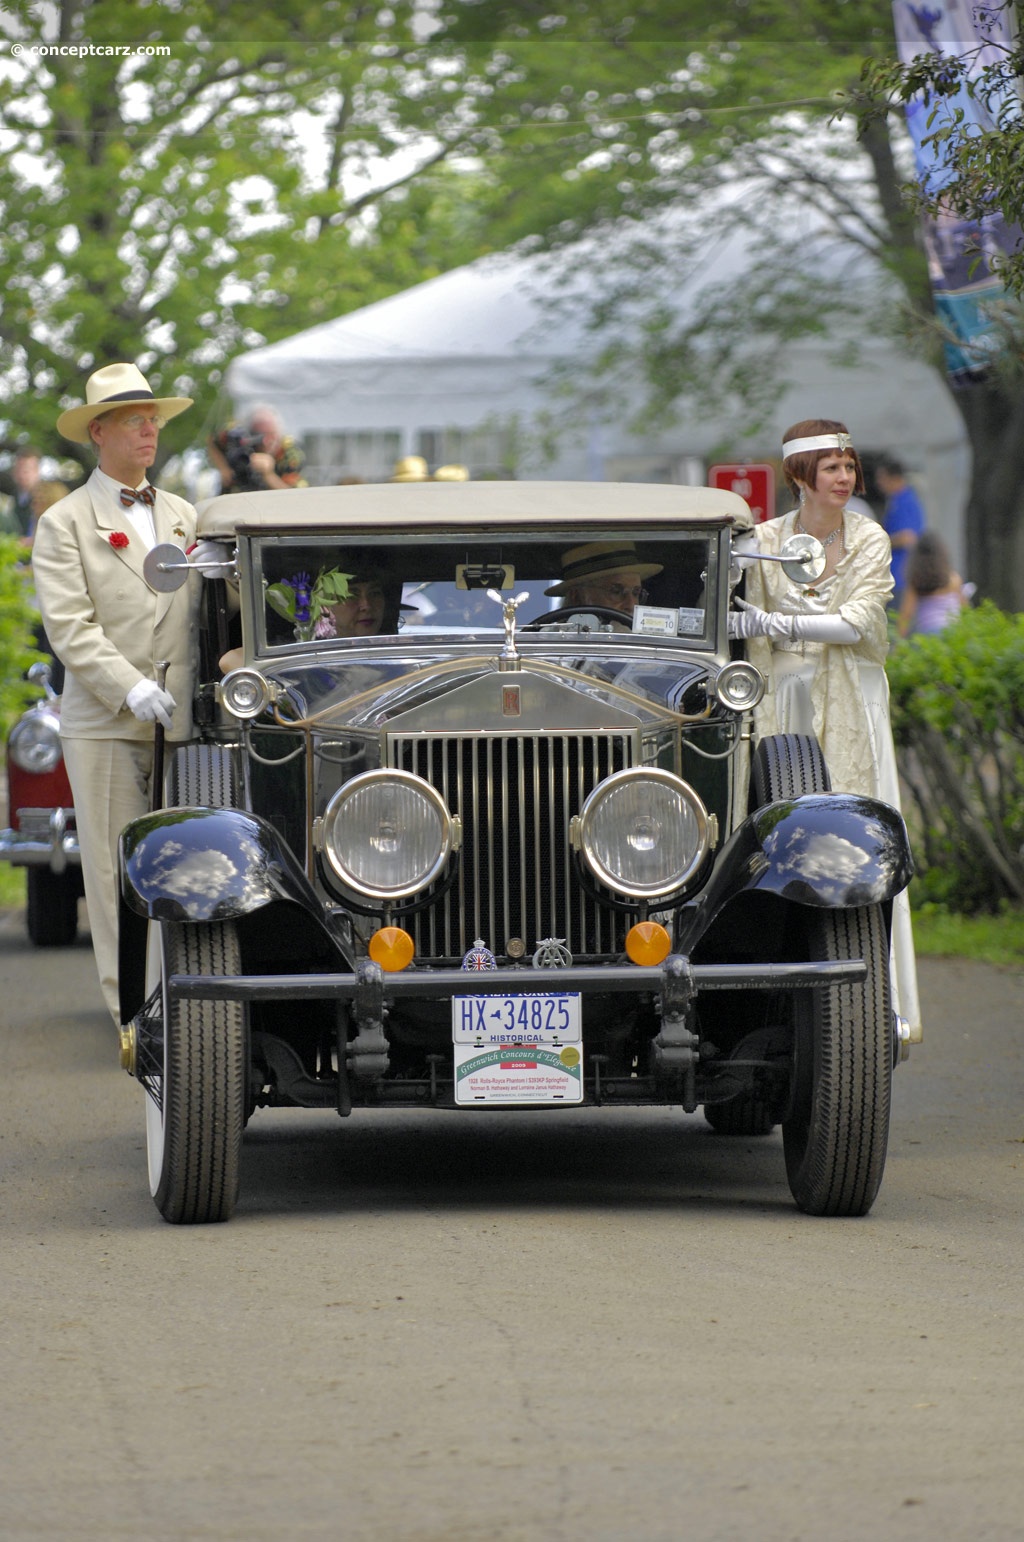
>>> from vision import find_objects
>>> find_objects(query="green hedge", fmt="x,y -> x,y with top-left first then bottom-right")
887,602 -> 1024,913
0,538 -> 46,736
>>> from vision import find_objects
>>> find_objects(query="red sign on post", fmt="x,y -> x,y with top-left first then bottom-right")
708,463 -> 775,524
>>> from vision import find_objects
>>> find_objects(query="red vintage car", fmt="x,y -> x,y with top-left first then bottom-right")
0,663 -> 83,945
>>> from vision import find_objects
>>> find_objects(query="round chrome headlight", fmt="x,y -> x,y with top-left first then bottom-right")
219,669 -> 272,720
320,770 -> 457,900
716,660 -> 765,712
8,711 -> 62,774
575,767 -> 710,899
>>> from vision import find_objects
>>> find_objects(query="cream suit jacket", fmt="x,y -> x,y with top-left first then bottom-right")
31,475 -> 200,742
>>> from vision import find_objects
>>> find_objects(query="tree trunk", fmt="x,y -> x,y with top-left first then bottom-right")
951,377 -> 1024,611
861,112 -> 1024,612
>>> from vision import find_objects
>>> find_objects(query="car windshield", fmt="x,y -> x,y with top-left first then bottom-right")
248,529 -> 719,650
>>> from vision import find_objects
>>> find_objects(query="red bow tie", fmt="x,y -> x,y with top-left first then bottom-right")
120,485 -> 155,508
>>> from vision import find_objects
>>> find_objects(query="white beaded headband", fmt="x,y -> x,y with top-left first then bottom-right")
782,432 -> 854,460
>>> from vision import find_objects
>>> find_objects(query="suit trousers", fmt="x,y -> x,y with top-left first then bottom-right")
62,736 -> 155,1026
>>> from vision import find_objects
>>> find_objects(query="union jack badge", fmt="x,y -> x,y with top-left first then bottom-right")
461,938 -> 497,971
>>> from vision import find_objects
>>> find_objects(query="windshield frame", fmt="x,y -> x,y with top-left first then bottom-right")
237,525 -> 726,659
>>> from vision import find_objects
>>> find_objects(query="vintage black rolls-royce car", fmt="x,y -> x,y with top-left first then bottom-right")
116,481 -> 915,1224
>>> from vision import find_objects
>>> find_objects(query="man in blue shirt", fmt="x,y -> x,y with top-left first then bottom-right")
876,456 -> 927,604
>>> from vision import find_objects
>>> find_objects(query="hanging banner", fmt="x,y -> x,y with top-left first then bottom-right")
892,0 -> 1022,380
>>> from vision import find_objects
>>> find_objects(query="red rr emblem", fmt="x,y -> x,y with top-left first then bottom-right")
502,686 -> 521,717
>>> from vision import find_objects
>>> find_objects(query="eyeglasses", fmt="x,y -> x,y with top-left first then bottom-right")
588,581 -> 649,605
113,412 -> 166,430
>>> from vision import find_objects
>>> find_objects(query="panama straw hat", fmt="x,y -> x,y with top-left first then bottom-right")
56,362 -> 193,445
545,540 -> 663,597
390,454 -> 429,482
433,463 -> 470,481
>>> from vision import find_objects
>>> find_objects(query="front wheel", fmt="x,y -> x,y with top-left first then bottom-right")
145,921 -> 246,1224
782,905 -> 892,1217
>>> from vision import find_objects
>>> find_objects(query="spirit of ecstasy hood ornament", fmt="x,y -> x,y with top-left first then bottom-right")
487,588 -> 530,668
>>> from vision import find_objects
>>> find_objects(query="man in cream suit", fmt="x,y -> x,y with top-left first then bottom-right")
32,363 -> 200,1029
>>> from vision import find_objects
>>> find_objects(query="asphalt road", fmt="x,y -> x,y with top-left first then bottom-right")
1,907 -> 1022,1542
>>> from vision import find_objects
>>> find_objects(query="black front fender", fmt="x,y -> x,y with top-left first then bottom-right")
117,807 -> 336,1024
119,806 -> 321,923
679,793 -> 914,947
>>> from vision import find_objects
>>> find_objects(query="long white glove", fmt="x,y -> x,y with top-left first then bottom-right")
125,678 -> 176,730
728,599 -> 861,644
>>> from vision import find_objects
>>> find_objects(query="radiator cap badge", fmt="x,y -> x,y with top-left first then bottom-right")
533,937 -> 572,968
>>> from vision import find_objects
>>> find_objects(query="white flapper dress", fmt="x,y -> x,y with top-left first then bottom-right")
740,509 -> 922,1041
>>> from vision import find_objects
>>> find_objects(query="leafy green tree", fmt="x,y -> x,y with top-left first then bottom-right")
3,0 -> 1021,606
0,4 -> 443,463
860,7 -> 1024,610
438,0 -> 1024,610
0,540 -> 45,732
864,10 -> 1024,296
0,1 -> 640,470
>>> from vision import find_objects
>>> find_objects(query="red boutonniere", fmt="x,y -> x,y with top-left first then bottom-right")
109,531 -> 129,549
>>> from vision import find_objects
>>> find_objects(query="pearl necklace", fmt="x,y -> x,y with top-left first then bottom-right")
796,514 -> 843,548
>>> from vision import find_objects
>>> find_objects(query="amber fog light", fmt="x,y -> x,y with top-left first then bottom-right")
626,921 -> 672,966
369,926 -> 415,972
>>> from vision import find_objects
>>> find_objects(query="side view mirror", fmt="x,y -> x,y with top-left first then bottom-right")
778,533 -> 827,585
143,543 -> 236,593
739,533 -> 826,586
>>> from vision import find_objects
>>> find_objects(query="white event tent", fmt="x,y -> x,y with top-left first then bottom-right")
224,247 -> 968,549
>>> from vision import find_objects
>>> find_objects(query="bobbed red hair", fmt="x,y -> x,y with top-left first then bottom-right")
781,417 -> 865,498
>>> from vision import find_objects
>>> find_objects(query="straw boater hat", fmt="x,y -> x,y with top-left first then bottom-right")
390,454 -> 429,482
56,362 -> 193,445
433,463 -> 469,482
545,540 -> 663,598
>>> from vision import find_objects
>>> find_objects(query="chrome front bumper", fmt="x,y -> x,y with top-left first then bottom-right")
0,808 -> 80,871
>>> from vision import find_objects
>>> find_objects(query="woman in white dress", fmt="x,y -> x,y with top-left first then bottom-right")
729,417 -> 921,1043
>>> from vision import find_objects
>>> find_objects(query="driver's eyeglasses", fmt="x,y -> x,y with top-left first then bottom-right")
116,413 -> 166,430
592,582 -> 648,604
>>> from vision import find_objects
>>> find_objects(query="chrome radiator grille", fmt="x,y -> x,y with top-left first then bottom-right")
389,731 -> 634,960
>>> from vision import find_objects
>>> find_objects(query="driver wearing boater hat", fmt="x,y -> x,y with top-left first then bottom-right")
545,540 -> 662,621
31,363 -> 200,1033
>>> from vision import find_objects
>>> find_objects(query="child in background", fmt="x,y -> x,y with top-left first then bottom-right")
898,531 -> 972,637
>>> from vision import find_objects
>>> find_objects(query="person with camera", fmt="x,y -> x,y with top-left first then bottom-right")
208,404 -> 305,493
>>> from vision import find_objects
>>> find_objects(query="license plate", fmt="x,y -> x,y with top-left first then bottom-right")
453,992 -> 583,1106
452,992 -> 581,1044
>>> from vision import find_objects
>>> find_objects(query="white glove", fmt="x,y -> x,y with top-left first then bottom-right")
728,599 -> 860,644
189,539 -> 235,578
125,678 -> 176,730
729,531 -> 759,588
728,600 -> 790,639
